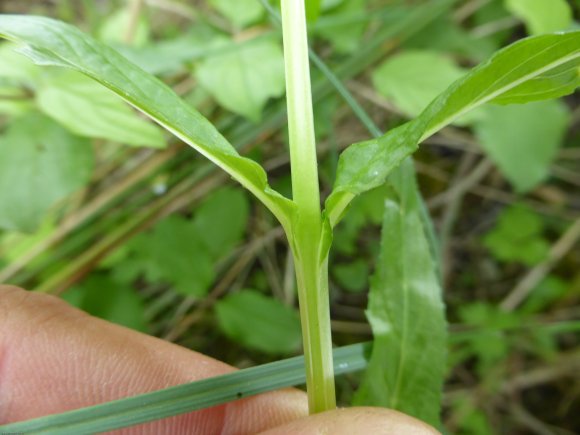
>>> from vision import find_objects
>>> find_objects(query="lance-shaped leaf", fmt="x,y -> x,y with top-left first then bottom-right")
0,15 -> 295,230
354,162 -> 446,427
326,31 -> 580,226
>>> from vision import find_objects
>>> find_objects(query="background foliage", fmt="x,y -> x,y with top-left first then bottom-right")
0,0 -> 578,433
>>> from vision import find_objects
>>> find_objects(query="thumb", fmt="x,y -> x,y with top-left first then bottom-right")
259,407 -> 440,435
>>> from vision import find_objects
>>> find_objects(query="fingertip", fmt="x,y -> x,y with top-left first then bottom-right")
222,388 -> 308,434
258,407 -> 441,435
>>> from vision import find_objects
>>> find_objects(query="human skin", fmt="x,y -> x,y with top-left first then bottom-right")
0,285 -> 439,434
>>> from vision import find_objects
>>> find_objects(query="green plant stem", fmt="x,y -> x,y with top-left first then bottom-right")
280,0 -> 336,413
292,251 -> 335,413
281,0 -> 319,213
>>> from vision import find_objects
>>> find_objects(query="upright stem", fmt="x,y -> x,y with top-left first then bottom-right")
281,0 -> 319,213
280,0 -> 336,413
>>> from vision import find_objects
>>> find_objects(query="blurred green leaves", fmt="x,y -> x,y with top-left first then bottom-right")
314,0 -> 366,53
483,204 -> 549,265
0,16 -> 296,229
458,302 -> 521,374
372,50 -> 466,118
37,71 -> 166,148
64,274 -> 148,332
506,0 -> 572,35
197,37 -> 285,122
126,188 -> 248,297
129,215 -> 216,297
332,259 -> 369,293
475,101 -> 570,193
209,0 -> 263,29
98,4 -> 150,46
0,113 -> 93,232
215,289 -> 301,354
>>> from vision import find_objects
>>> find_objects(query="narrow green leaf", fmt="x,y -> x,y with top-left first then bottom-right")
0,343 -> 369,435
215,290 -> 302,354
423,31 -> 580,138
506,0 -> 572,35
37,71 -> 165,148
0,16 -> 295,230
354,163 -> 446,427
0,113 -> 93,232
475,100 -> 570,192
326,31 -> 580,226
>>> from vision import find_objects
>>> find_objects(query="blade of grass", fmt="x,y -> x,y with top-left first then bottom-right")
0,343 -> 369,435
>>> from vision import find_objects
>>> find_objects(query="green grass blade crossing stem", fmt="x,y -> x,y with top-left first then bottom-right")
0,343 -> 368,434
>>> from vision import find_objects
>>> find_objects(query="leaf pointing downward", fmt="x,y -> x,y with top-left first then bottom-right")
354,162 -> 446,427
0,15 -> 295,230
326,31 -> 580,226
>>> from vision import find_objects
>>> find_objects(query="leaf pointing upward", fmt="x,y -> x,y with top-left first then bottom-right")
326,31 -> 580,226
0,15 -> 295,229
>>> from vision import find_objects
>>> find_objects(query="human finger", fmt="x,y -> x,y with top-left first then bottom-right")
0,285 -> 307,434
258,407 -> 440,435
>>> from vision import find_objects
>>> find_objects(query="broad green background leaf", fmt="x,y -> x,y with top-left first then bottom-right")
306,0 -> 323,22
475,100 -> 569,192
0,113 -> 93,232
37,71 -> 166,148
0,16 -> 295,229
209,0 -> 263,29
521,276 -> 571,315
116,26 -> 227,75
314,0 -> 366,53
483,204 -> 549,265
123,188 -> 248,297
326,31 -> 580,225
332,259 -> 369,293
404,16 -> 498,61
354,163 -> 446,427
0,42 -> 41,85
215,289 -> 302,354
64,274 -> 148,332
196,37 -> 285,122
0,44 -> 39,115
332,185 -> 385,255
192,187 -> 249,259
506,0 -> 572,35
321,0 -> 344,9
458,302 -> 520,375
0,86 -> 33,116
128,215 -> 215,297
98,5 -> 150,46
372,50 -> 466,118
